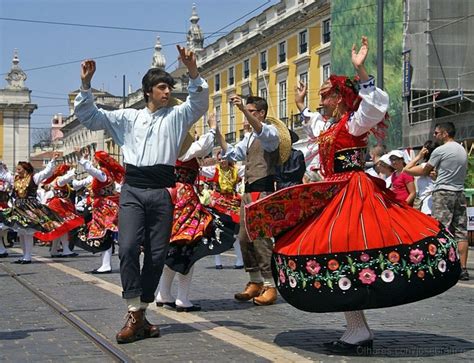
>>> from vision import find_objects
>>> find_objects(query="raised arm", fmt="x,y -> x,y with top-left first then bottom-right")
74,59 -> 129,144
75,148 -> 107,182
349,36 -> 389,136
33,152 -> 59,185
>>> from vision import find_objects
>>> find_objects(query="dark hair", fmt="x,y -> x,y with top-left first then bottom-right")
246,96 -> 268,118
142,68 -> 176,103
17,161 -> 34,174
435,122 -> 456,138
422,140 -> 437,162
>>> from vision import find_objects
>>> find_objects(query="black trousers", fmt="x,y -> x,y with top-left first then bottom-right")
118,184 -> 174,303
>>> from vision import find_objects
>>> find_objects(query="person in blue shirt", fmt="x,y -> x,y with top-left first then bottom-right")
74,45 -> 208,344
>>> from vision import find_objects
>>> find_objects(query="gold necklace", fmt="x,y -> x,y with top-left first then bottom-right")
14,175 -> 32,198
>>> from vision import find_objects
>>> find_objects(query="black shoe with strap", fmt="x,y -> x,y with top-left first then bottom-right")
323,339 -> 373,356
176,304 -> 201,312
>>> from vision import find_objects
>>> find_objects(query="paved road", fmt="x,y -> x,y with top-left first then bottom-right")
0,244 -> 473,362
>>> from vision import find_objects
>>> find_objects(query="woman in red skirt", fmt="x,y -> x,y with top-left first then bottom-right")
245,36 -> 460,354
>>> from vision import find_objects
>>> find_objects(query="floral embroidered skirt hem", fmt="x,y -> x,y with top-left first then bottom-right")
274,230 -> 460,312
70,196 -> 119,253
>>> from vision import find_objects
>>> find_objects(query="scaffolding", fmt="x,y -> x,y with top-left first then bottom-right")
404,0 -> 474,137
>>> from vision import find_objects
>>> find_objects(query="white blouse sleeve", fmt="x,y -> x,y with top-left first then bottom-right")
180,129 -> 215,162
33,160 -> 55,185
348,77 -> 389,136
79,158 -> 107,182
200,165 -> 217,179
56,168 -> 76,187
72,175 -> 93,190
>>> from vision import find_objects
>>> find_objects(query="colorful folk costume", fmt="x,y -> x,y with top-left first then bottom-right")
34,164 -> 84,257
245,75 -> 460,352
0,167 -> 12,257
201,161 -> 244,268
157,130 -> 235,311
0,160 -> 66,263
72,151 -> 124,263
202,162 -> 242,224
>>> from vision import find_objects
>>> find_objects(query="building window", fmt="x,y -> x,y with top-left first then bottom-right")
279,81 -> 287,120
323,63 -> 331,81
299,72 -> 308,108
203,114 -> 209,134
323,19 -> 331,43
243,59 -> 250,79
260,51 -> 267,71
278,41 -> 286,63
215,74 -> 220,92
215,105 -> 221,130
260,88 -> 268,100
229,102 -> 236,133
299,30 -> 308,54
228,66 -> 234,85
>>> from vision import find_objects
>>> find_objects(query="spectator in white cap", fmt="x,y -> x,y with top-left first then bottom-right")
388,150 -> 416,206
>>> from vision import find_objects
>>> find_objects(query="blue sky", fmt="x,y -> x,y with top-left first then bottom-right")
0,0 -> 279,131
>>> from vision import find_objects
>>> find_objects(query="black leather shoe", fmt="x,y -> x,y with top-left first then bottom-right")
62,252 -> 79,258
91,269 -> 112,274
156,301 -> 176,309
234,264 -> 244,269
176,304 -> 201,312
323,339 -> 373,356
0,252 -> 8,258
14,259 -> 32,265
215,265 -> 223,270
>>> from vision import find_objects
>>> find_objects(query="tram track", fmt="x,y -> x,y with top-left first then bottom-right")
0,262 -> 135,363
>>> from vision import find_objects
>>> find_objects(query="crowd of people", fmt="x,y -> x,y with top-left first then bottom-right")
0,37 -> 469,355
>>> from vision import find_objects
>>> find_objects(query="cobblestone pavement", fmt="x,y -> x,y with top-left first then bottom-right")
0,244 -> 473,362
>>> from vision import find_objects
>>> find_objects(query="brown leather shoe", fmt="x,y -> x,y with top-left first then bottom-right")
234,282 -> 264,302
253,286 -> 277,306
116,310 -> 146,344
143,312 -> 160,338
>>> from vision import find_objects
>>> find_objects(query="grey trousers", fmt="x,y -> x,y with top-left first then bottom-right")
118,184 -> 174,303
238,192 -> 274,279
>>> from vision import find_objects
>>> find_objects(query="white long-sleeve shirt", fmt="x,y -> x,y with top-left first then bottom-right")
221,123 -> 280,162
179,129 -> 215,162
74,76 -> 209,167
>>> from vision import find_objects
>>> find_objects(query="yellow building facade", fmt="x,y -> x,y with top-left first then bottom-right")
198,0 -> 330,145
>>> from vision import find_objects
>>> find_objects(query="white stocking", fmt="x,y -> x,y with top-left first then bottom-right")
341,310 -> 373,344
19,234 -> 25,255
61,236 -> 73,255
176,266 -> 194,308
214,254 -> 222,266
156,265 -> 176,303
0,230 -> 7,254
96,247 -> 112,272
22,234 -> 34,261
50,239 -> 61,256
233,237 -> 243,266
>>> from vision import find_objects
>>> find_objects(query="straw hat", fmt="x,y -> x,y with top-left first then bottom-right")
265,116 -> 291,164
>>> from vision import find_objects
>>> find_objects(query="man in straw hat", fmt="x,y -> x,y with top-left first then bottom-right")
74,45 -> 208,343
215,94 -> 291,306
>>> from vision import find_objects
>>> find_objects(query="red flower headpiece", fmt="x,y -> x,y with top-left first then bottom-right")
94,150 -> 125,184
176,158 -> 199,171
43,163 -> 71,185
321,75 -> 362,112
